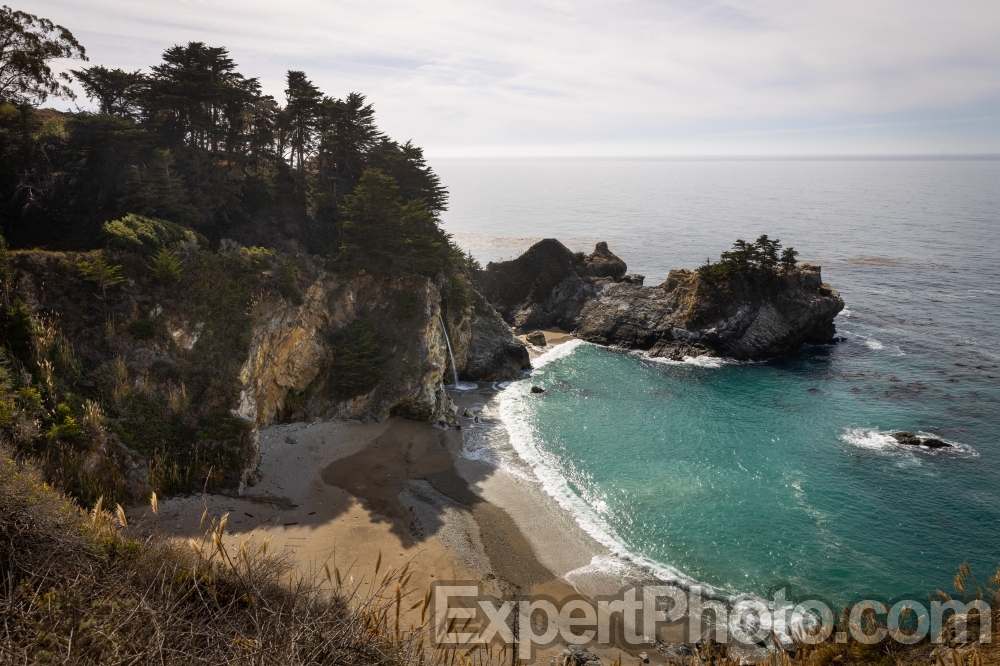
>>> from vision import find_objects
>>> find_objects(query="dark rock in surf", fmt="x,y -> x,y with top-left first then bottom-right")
530,386 -> 545,394
892,432 -> 950,449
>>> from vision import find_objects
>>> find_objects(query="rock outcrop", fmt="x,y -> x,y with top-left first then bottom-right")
576,263 -> 844,360
476,239 -> 628,331
892,432 -> 950,449
235,273 -> 457,427
479,240 -> 845,361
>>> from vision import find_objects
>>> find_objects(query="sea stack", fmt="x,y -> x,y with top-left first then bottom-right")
479,239 -> 845,361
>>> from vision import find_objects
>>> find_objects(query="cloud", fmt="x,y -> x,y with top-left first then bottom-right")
32,0 -> 1000,154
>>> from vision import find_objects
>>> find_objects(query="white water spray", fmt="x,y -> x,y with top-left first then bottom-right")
438,313 -> 477,391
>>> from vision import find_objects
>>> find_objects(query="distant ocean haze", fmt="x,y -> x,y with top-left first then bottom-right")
435,157 -> 1000,604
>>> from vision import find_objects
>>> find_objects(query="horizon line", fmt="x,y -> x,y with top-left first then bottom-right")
427,153 -> 1000,161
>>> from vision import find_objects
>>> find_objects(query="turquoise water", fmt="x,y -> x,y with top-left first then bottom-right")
434,158 -> 1000,606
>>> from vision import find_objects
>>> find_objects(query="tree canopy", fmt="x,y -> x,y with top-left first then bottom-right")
0,12 -> 449,261
698,235 -> 798,283
0,5 -> 85,105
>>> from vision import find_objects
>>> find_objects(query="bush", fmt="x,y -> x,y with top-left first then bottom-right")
278,259 -> 302,305
0,297 -> 34,365
103,213 -> 207,256
395,291 -> 421,320
149,246 -> 183,283
330,316 -> 383,396
77,257 -> 126,298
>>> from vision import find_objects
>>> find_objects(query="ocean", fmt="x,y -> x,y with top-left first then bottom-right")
432,157 -> 1000,606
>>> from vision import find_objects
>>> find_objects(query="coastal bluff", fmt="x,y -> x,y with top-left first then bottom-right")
6,249 -> 528,500
478,239 -> 844,361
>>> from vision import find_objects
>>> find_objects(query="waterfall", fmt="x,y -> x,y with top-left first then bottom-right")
438,313 -> 476,391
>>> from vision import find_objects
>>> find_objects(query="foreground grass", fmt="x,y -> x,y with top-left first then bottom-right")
0,448 -> 439,665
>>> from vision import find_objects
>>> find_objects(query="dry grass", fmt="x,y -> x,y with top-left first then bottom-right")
0,448 -> 449,665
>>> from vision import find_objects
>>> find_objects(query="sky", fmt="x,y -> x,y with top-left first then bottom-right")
32,0 -> 1000,157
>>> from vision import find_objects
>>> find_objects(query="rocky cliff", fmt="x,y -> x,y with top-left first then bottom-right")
4,248 -> 527,502
477,239 -> 640,331
479,240 -> 844,360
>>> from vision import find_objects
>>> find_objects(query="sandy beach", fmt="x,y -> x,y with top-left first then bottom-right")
131,330 -> 678,664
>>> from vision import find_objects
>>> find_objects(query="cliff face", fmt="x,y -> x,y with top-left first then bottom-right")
479,240 -> 844,361
235,273 -> 452,427
6,249 -> 527,501
236,273 -> 529,426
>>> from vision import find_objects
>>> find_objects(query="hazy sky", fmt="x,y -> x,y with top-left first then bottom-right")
33,0 -> 1000,156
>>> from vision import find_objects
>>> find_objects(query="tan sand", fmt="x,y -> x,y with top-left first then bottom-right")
518,328 -> 577,361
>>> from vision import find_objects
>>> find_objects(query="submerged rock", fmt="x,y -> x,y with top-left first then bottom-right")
479,239 -> 845,361
892,432 -> 950,449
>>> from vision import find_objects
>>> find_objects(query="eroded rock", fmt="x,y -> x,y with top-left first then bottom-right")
477,240 -> 628,331
525,330 -> 547,346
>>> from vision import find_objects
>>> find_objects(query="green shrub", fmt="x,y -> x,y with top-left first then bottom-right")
278,260 -> 302,305
16,387 -> 42,410
103,213 -> 206,256
573,250 -> 586,264
395,291 -> 421,320
127,319 -> 156,340
241,245 -> 274,266
46,403 -> 80,439
77,258 -> 126,298
444,274 -> 471,312
781,247 -> 799,270
330,316 -> 383,396
149,246 -> 183,284
697,235 -> 799,284
696,258 -> 734,284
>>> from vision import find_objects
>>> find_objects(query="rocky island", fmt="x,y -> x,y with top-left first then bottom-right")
478,237 -> 845,361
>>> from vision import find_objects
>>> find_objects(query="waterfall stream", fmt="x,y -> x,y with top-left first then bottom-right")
438,314 -> 477,391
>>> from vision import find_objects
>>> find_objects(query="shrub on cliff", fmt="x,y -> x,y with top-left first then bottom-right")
330,315 -> 384,396
103,213 -> 207,256
149,245 -> 183,283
